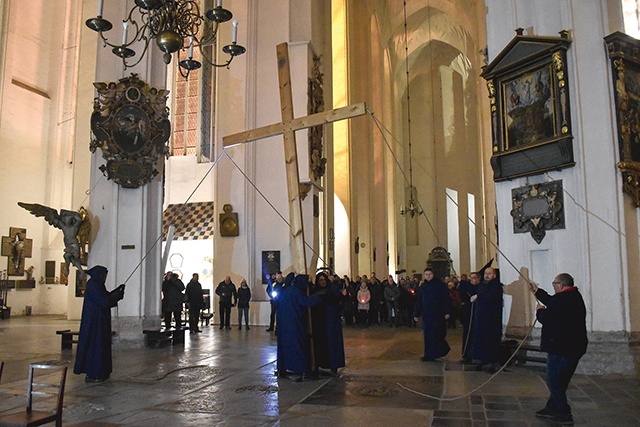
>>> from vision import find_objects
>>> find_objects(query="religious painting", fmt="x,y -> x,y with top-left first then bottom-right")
90,74 -> 171,188
510,180 -> 565,244
605,32 -> 640,207
45,260 -> 56,284
503,66 -> 554,150
1,227 -> 33,276
481,29 -> 574,181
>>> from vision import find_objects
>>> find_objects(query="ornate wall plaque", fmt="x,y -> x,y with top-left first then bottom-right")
90,74 -> 171,188
481,29 -> 574,181
510,180 -> 564,244
219,204 -> 239,237
605,32 -> 640,207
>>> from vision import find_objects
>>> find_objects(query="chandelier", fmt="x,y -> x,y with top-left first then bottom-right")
399,1 -> 423,219
86,0 -> 246,78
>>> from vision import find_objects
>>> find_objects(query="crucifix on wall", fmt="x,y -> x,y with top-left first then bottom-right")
1,227 -> 33,276
223,42 -> 366,275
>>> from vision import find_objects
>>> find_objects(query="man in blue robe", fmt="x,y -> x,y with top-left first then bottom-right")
73,265 -> 125,382
413,268 -> 452,361
276,273 -> 321,380
470,267 -> 503,372
310,272 -> 346,376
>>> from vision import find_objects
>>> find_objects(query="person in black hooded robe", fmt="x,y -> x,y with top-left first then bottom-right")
310,272 -> 346,376
276,273 -> 321,379
413,268 -> 452,361
469,266 -> 503,372
73,266 -> 125,382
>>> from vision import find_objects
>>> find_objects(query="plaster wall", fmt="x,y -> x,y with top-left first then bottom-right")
0,0 -> 89,318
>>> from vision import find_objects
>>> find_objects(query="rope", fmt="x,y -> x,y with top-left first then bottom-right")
119,150 -> 225,286
125,364 -> 208,381
397,319 -> 538,401
460,298 -> 474,358
222,150 -> 331,270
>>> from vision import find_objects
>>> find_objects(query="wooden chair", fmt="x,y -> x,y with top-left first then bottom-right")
0,364 -> 67,427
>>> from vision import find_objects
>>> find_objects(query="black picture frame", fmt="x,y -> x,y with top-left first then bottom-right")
481,29 -> 574,181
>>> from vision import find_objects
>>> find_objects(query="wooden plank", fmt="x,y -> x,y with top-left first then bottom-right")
276,42 -> 308,276
222,102 -> 367,148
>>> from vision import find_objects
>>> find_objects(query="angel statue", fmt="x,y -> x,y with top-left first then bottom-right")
18,202 -> 91,275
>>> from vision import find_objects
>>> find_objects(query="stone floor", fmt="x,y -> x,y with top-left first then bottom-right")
0,315 -> 639,426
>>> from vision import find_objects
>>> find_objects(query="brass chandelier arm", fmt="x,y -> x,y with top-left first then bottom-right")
85,0 -> 245,77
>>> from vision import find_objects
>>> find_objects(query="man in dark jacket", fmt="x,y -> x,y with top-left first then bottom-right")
162,272 -> 185,330
185,273 -> 204,333
384,275 -> 401,327
470,267 -> 503,372
413,268 -> 451,361
74,266 -> 125,382
529,273 -> 587,426
266,271 -> 284,332
215,276 -> 237,329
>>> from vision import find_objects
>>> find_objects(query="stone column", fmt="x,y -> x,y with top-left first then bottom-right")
87,0 -> 166,346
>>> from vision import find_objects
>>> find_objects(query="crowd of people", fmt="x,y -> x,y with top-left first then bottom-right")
76,266 -> 586,425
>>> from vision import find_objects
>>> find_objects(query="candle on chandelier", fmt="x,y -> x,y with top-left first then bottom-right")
232,20 -> 238,44
122,22 -> 129,45
97,0 -> 104,16
188,36 -> 194,58
217,0 -> 222,7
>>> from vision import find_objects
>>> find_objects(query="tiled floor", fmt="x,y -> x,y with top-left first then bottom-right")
0,316 -> 638,426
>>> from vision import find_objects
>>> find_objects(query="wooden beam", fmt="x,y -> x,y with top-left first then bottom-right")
222,102 -> 366,148
276,43 -> 308,276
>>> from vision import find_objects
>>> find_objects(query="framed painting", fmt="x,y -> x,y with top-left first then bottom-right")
481,29 -> 574,181
605,32 -> 640,206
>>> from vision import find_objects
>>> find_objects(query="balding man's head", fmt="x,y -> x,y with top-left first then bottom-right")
484,267 -> 496,282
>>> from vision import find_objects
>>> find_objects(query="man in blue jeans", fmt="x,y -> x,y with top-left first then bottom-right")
528,273 -> 588,426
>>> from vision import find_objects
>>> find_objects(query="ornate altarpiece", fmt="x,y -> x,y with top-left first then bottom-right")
481,29 -> 574,181
605,32 -> 640,207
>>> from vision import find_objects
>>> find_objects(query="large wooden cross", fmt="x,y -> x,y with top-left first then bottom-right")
223,42 -> 365,275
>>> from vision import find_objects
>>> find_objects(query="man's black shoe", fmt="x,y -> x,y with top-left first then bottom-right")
266,327 -> 274,331
549,413 -> 573,426
535,407 -> 556,419
420,356 -> 435,362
